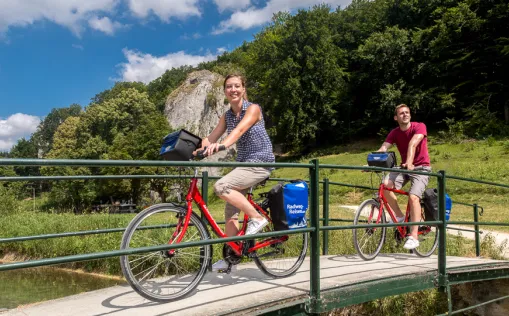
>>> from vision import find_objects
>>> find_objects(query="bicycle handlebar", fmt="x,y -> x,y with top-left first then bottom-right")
362,165 -> 428,173
195,145 -> 226,159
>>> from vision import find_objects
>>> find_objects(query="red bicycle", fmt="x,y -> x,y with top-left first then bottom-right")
352,167 -> 439,260
119,163 -> 308,302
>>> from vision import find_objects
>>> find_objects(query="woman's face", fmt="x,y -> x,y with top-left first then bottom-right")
224,76 -> 245,103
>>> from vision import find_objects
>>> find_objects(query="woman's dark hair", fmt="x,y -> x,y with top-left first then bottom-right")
223,74 -> 248,101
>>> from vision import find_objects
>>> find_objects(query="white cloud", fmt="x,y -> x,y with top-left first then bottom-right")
72,44 -> 84,50
213,0 -> 352,34
0,113 -> 41,152
0,0 -> 119,37
217,47 -> 227,54
213,0 -> 251,13
0,0 -> 203,37
88,16 -> 125,35
117,48 -> 217,84
127,0 -> 201,22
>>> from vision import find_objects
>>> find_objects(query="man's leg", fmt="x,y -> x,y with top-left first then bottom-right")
383,173 -> 406,218
404,168 -> 431,249
408,194 -> 421,239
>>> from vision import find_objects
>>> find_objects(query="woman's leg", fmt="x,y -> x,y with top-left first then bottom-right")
214,167 -> 271,235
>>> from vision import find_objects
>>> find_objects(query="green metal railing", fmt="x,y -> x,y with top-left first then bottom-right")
1,158 -> 509,315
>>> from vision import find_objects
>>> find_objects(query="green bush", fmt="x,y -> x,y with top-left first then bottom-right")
0,186 -> 22,215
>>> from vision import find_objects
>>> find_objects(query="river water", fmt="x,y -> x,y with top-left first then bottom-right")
0,264 -> 124,310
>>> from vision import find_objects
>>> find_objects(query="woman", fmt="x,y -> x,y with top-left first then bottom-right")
199,74 -> 275,272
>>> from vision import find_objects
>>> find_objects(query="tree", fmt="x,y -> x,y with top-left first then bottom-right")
31,104 -> 82,156
247,5 -> 349,149
44,89 -> 174,212
91,82 -> 147,105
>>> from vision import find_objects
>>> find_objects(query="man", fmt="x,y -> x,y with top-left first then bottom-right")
377,104 -> 431,250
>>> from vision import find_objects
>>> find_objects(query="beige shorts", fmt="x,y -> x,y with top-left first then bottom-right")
213,167 -> 271,220
384,166 -> 432,198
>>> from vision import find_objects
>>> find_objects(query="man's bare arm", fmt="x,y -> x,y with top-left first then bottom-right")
403,134 -> 425,170
377,142 -> 393,152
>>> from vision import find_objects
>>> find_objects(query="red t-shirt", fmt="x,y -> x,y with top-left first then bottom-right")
385,122 -> 430,166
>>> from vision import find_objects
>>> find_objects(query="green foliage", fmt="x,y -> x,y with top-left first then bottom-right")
0,185 -> 22,215
200,0 -> 509,147
25,104 -> 82,157
206,92 -> 218,108
247,5 -> 349,149
41,88 -> 173,212
91,82 -> 147,105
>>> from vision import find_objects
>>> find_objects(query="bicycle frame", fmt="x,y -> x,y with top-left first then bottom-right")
168,169 -> 288,257
376,183 -> 410,238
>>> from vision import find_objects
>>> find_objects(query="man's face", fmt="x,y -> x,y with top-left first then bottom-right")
394,107 -> 411,125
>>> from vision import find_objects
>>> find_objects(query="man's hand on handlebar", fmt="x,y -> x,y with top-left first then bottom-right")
401,163 -> 414,170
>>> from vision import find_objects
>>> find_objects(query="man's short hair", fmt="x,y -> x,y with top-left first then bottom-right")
394,104 -> 410,116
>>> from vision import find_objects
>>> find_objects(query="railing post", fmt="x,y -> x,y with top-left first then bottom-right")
474,203 -> 481,257
308,159 -> 321,312
201,171 -> 209,222
438,170 -> 448,292
322,178 -> 329,256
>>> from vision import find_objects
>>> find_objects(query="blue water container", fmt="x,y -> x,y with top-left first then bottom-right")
445,193 -> 452,221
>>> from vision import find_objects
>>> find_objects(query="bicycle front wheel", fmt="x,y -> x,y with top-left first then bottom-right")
412,207 -> 439,257
353,199 -> 386,260
120,203 -> 211,302
253,223 -> 308,278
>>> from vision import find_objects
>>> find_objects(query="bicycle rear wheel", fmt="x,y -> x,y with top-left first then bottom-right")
120,203 -> 211,302
412,207 -> 439,257
253,223 -> 308,278
353,199 -> 386,260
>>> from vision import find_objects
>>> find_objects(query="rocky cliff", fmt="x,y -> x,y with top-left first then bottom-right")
164,70 -> 227,137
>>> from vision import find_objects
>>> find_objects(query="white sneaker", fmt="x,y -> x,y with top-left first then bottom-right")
387,216 -> 405,224
245,218 -> 268,235
403,236 -> 420,250
211,260 -> 236,272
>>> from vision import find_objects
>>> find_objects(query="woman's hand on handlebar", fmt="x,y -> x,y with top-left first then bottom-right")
204,143 -> 223,157
194,144 -> 226,159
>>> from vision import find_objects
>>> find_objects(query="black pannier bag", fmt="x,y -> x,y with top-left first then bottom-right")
366,151 -> 397,168
422,188 -> 438,221
267,180 -> 309,231
422,188 -> 452,221
159,129 -> 201,161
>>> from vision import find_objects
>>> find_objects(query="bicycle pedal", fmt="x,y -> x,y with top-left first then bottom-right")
218,266 -> 234,274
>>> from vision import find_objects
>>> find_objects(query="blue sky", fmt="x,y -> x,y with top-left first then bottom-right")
0,0 -> 352,151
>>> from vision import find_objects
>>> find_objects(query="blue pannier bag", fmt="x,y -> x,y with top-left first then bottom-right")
267,180 -> 309,231
160,129 -> 201,161
367,151 -> 396,168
